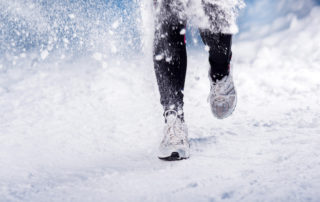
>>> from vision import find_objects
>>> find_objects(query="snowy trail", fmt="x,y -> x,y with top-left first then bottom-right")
1,6 -> 320,202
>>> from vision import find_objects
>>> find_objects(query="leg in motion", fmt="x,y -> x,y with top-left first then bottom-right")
200,3 -> 237,119
200,31 -> 232,82
153,0 -> 187,117
153,0 -> 189,160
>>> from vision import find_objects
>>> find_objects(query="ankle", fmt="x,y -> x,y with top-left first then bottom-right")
163,104 -> 184,123
209,63 -> 230,82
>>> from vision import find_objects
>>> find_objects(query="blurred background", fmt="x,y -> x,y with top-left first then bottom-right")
1,0 -> 319,68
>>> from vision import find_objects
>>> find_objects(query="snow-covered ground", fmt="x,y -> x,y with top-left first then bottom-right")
1,2 -> 320,202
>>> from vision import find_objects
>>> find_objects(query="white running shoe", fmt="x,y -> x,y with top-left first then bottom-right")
208,74 -> 237,119
158,109 -> 190,161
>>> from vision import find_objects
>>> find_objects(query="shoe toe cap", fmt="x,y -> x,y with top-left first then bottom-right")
210,95 -> 236,119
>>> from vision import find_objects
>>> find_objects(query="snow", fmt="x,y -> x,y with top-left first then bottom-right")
112,20 -> 120,29
68,14 -> 75,19
180,29 -> 186,35
183,0 -> 245,34
1,1 -> 320,202
40,50 -> 49,60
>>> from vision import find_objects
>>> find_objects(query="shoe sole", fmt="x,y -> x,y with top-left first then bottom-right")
158,152 -> 189,161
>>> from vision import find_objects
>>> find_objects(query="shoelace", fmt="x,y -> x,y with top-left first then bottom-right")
208,75 -> 233,102
212,76 -> 228,93
208,81 -> 223,102
164,109 -> 185,145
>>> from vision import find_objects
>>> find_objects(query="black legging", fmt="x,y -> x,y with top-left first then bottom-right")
153,0 -> 232,113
